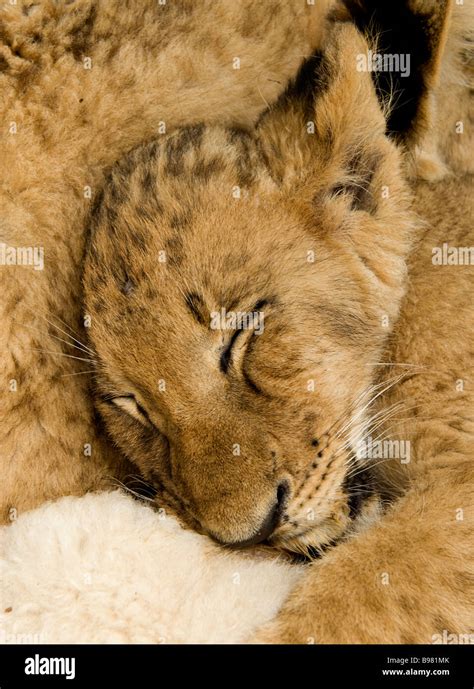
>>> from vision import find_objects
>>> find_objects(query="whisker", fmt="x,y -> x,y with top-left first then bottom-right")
353,401 -> 420,442
337,399 -> 408,448
335,371 -> 412,440
125,475 -> 158,497
347,455 -> 400,481
331,400 -> 410,463
342,404 -> 427,472
293,376 -> 409,498
22,305 -> 95,356
25,348 -> 95,363
12,318 -> 93,357
107,477 -> 155,503
324,374 -> 404,444
59,370 -> 97,378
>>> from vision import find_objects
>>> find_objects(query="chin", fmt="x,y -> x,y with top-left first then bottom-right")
272,493 -> 383,559
272,515 -> 351,559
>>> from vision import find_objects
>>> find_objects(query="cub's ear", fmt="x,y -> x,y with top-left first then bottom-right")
257,21 -> 414,308
342,0 -> 453,144
256,1 -> 455,187
256,22 -> 393,209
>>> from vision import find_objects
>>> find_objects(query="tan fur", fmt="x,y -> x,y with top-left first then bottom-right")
0,0 -> 330,522
2,0 -> 472,644
252,172 -> 474,643
83,23 -> 414,548
252,3 -> 474,643
413,0 -> 474,178
83,3 -> 473,642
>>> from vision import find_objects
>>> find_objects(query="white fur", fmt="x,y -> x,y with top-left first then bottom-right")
0,491 -> 303,644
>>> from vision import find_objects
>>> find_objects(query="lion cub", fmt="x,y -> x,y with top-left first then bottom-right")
83,0 -> 473,642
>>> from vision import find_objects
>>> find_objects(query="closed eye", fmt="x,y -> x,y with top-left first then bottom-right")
220,329 -> 242,373
219,299 -> 269,374
107,395 -> 153,427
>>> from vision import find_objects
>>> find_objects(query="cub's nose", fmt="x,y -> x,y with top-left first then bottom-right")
227,481 -> 289,549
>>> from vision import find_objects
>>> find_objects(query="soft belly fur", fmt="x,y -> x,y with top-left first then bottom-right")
0,490 -> 303,643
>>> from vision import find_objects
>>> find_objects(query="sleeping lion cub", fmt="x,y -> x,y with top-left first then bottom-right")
2,0 -> 472,643
0,0 -> 329,519
83,0 -> 473,643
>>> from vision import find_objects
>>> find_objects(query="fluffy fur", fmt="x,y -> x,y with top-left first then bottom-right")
84,0 -> 474,643
0,491 -> 302,643
1,0 -> 473,645
83,24 -> 412,551
253,2 -> 474,643
0,0 -> 330,521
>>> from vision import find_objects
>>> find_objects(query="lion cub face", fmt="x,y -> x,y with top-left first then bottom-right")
83,25 -> 414,554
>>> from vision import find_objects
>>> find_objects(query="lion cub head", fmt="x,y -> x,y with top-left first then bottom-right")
83,23 -> 416,555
